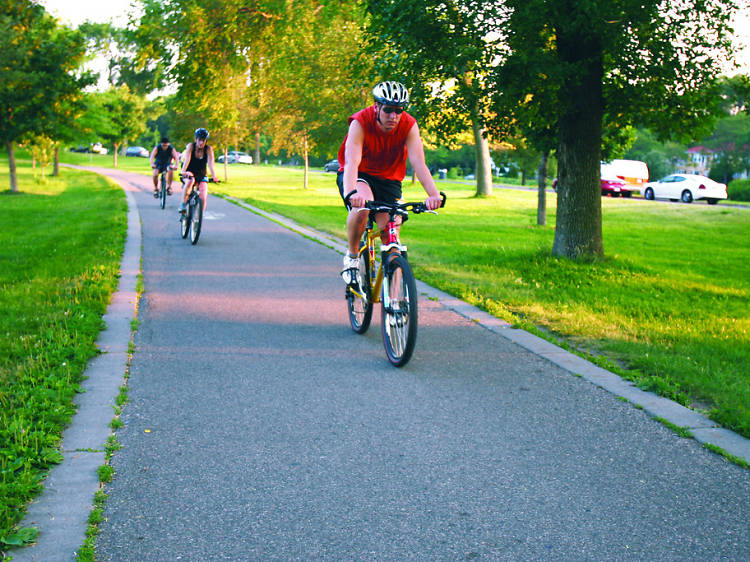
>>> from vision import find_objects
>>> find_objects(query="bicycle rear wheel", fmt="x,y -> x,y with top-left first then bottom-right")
346,246 -> 373,334
189,195 -> 203,245
381,254 -> 418,367
159,173 -> 167,209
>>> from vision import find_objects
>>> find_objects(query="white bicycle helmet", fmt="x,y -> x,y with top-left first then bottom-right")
372,81 -> 409,107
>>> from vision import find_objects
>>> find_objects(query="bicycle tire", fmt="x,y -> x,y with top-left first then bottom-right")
189,195 -> 203,245
180,199 -> 191,239
159,172 -> 167,209
346,244 -> 373,334
381,254 -> 418,367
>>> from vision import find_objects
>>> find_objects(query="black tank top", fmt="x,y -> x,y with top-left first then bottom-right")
154,144 -> 174,166
186,143 -> 209,179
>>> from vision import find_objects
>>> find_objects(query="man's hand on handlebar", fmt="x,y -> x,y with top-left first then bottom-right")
425,194 -> 443,211
346,189 -> 366,208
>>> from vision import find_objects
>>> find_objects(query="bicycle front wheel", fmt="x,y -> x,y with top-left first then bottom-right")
189,195 -> 203,245
180,203 -> 190,238
346,246 -> 373,334
159,173 -> 167,209
381,254 -> 418,367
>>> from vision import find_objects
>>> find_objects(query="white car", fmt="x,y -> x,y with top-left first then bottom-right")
218,151 -> 253,164
642,173 -> 727,205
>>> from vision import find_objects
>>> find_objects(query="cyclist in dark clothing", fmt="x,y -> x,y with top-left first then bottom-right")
179,127 -> 217,214
150,137 -> 181,197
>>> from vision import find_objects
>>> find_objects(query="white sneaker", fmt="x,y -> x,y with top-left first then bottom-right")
341,254 -> 360,285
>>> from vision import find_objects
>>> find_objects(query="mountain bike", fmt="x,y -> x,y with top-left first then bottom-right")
179,175 -> 216,245
344,191 -> 446,367
156,165 -> 173,209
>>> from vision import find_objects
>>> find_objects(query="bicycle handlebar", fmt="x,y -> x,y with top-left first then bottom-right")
344,190 -> 446,215
179,174 -> 219,183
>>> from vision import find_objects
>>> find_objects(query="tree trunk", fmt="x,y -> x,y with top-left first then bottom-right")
553,31 -> 604,259
254,131 -> 261,165
537,150 -> 549,226
471,115 -> 493,196
53,145 -> 59,176
7,141 -> 18,192
113,142 -> 120,167
303,132 -> 309,190
521,170 -> 526,186
223,145 -> 229,182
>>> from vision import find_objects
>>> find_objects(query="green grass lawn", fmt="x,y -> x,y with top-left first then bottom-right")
196,164 -> 749,440
0,153 -> 126,545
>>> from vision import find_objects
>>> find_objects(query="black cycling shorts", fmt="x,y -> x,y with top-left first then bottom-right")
337,171 -> 402,209
154,160 -> 172,172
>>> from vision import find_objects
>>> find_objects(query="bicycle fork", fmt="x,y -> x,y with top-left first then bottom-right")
380,219 -> 407,310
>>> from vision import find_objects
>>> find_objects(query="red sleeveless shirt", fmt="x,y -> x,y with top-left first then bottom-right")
337,105 -> 417,182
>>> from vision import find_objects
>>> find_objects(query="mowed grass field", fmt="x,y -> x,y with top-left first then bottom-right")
199,163 -> 749,440
0,154 -> 126,545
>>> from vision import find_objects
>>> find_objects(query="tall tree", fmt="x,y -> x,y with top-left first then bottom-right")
84,86 -> 148,166
259,0 -> 371,187
365,0 -> 502,196
491,0 -> 736,258
0,1 -> 92,191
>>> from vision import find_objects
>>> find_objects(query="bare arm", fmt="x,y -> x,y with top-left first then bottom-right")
149,147 -> 157,167
181,143 -> 193,175
405,123 -> 442,209
342,120 -> 365,207
207,146 -> 217,180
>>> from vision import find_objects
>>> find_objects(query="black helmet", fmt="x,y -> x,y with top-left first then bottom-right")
372,81 -> 409,107
194,128 -> 209,140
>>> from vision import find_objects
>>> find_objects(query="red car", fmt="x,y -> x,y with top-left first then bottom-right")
600,174 -> 631,197
552,175 -> 631,197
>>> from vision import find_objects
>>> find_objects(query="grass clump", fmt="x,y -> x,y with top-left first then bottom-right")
0,157 -> 126,546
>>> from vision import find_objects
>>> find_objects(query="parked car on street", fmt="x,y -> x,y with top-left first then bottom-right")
599,170 -> 629,197
125,146 -> 149,158
642,173 -> 727,204
600,163 -> 636,197
552,173 -> 630,197
323,159 -> 340,172
604,159 -> 649,193
217,151 -> 253,164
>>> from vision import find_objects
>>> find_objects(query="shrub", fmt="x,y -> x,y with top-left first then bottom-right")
447,167 -> 462,179
727,178 -> 750,202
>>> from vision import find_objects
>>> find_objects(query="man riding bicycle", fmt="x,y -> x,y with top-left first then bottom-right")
150,137 -> 181,198
180,127 -> 218,214
337,81 -> 442,284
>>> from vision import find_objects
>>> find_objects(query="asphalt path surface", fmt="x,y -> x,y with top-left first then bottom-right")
94,170 -> 750,560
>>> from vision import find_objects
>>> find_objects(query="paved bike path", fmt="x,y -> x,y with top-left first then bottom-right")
28,169 -> 750,560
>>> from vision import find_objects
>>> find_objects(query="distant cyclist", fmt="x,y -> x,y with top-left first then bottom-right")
150,137 -> 181,198
179,127 -> 218,214
337,81 -> 442,283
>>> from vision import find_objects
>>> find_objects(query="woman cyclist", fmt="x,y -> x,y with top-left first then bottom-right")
179,127 -> 218,214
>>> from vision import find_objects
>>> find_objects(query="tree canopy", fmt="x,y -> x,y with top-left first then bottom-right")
490,0 -> 737,258
1,0 -> 93,190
